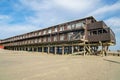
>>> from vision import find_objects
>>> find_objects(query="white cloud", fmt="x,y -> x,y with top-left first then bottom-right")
0,15 -> 12,24
0,15 -> 10,20
0,24 -> 40,39
19,0 -> 52,11
19,0 -> 101,14
105,17 -> 120,50
105,17 -> 120,31
52,0 -> 101,13
88,1 -> 120,17
0,15 -> 12,23
19,0 -> 102,27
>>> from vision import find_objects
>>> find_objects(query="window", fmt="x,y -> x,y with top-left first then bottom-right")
34,32 -> 37,36
67,24 -> 71,29
89,29 -> 108,36
38,31 -> 41,35
23,36 -> 25,39
71,24 -> 75,29
103,29 -> 107,33
28,40 -> 30,44
35,39 -> 38,43
76,22 -> 84,28
68,32 -> 73,40
98,29 -> 103,34
54,36 -> 57,41
55,27 -> 57,32
93,30 -> 97,35
38,38 -> 41,42
60,26 -> 64,31
32,33 -> 34,36
60,34 -> 64,41
31,40 -> 34,43
89,31 -> 92,35
48,37 -> 51,42
43,37 -> 46,42
48,29 -> 51,33
43,30 -> 46,34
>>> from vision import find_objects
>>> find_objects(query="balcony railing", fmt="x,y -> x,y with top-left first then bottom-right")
87,28 -> 115,43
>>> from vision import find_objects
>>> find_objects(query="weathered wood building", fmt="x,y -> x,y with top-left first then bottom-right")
0,16 -> 116,55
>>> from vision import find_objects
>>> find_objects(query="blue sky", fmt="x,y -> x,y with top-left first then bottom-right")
0,0 -> 120,50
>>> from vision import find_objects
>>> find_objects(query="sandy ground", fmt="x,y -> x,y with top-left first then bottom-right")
0,49 -> 120,80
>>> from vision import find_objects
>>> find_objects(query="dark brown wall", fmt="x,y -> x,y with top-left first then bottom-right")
87,33 -> 111,42
87,21 -> 104,30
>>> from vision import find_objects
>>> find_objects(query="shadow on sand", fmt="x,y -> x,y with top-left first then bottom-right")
103,59 -> 120,64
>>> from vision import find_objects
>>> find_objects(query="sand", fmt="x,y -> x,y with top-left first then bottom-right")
0,49 -> 120,80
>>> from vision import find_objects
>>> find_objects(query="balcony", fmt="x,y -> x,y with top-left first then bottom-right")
87,28 -> 116,43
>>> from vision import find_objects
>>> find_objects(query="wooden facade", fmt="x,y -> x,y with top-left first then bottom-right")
0,16 -> 116,55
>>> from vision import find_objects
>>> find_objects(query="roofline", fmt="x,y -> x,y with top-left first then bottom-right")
1,16 -> 96,40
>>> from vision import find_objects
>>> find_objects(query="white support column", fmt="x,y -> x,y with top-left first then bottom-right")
102,46 -> 104,56
55,46 -> 57,55
105,46 -> 109,56
83,41 -> 86,56
42,46 -> 44,53
62,46 -> 64,55
48,46 -> 50,54
71,45 -> 74,54
32,47 -> 34,52
36,47 -> 38,52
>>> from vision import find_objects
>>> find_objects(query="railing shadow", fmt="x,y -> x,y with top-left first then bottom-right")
103,59 -> 120,64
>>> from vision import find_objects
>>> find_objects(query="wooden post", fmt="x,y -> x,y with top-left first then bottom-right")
71,45 -> 74,54
106,46 -> 109,56
104,46 -> 109,56
99,41 -> 104,56
48,46 -> 50,54
83,41 -> 86,56
22,47 -> 24,51
62,46 -> 64,55
13,47 -> 15,51
42,46 -> 44,53
17,47 -> 19,51
86,46 -> 92,55
55,46 -> 57,55
32,47 -> 34,52
28,47 -> 29,51
102,46 -> 104,56
25,47 -> 27,51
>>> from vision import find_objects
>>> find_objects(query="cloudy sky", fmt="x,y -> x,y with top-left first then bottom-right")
0,0 -> 120,50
